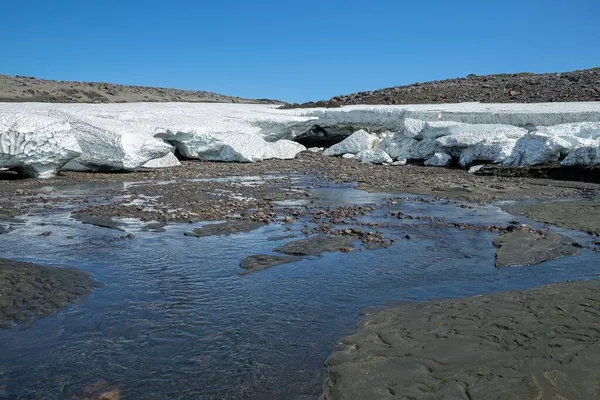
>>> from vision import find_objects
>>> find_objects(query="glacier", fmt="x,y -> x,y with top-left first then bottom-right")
1,101 -> 600,178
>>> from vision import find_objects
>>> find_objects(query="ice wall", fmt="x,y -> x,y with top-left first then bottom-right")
1,101 -> 600,178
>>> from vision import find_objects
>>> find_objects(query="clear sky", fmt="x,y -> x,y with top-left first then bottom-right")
1,0 -> 599,102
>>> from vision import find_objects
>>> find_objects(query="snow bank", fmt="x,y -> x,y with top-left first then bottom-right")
142,152 -> 182,168
1,101 -> 600,177
355,149 -> 393,164
323,130 -> 378,156
0,111 -> 81,177
424,152 -> 452,167
561,143 -> 600,166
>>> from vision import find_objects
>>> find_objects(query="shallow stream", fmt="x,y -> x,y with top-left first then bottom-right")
0,184 -> 598,399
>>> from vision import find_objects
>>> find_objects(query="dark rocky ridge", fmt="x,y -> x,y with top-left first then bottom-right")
282,68 -> 600,108
0,74 -> 282,104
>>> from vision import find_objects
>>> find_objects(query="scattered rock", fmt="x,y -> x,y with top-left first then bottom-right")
290,68 -> 600,107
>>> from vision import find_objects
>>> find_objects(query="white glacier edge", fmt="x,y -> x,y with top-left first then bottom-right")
1,101 -> 600,178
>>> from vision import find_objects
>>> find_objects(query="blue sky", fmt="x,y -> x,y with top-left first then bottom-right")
1,0 -> 599,102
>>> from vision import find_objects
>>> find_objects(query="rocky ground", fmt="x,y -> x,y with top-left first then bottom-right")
1,151 -> 598,238
324,279 -> 600,400
0,74 -> 280,104
281,68 -> 600,108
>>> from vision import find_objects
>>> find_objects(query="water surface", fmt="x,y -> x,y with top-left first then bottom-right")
0,186 -> 598,399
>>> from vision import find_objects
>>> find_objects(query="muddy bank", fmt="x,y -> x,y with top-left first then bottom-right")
324,279 -> 600,400
474,163 -> 600,184
493,230 -> 580,268
502,200 -> 600,236
0,258 -> 103,328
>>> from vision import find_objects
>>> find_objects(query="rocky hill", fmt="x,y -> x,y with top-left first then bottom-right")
0,74 -> 281,104
281,68 -> 600,108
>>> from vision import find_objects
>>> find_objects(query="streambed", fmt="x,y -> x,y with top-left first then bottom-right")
0,182 -> 598,399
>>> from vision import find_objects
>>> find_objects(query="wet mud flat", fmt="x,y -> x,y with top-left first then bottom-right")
502,199 -> 600,236
0,258 -> 103,328
324,279 -> 600,400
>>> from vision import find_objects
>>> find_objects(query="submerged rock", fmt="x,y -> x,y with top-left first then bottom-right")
72,213 -> 126,231
0,258 -> 103,328
274,235 -> 357,256
184,220 -> 264,237
239,254 -> 302,275
492,230 -> 579,268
